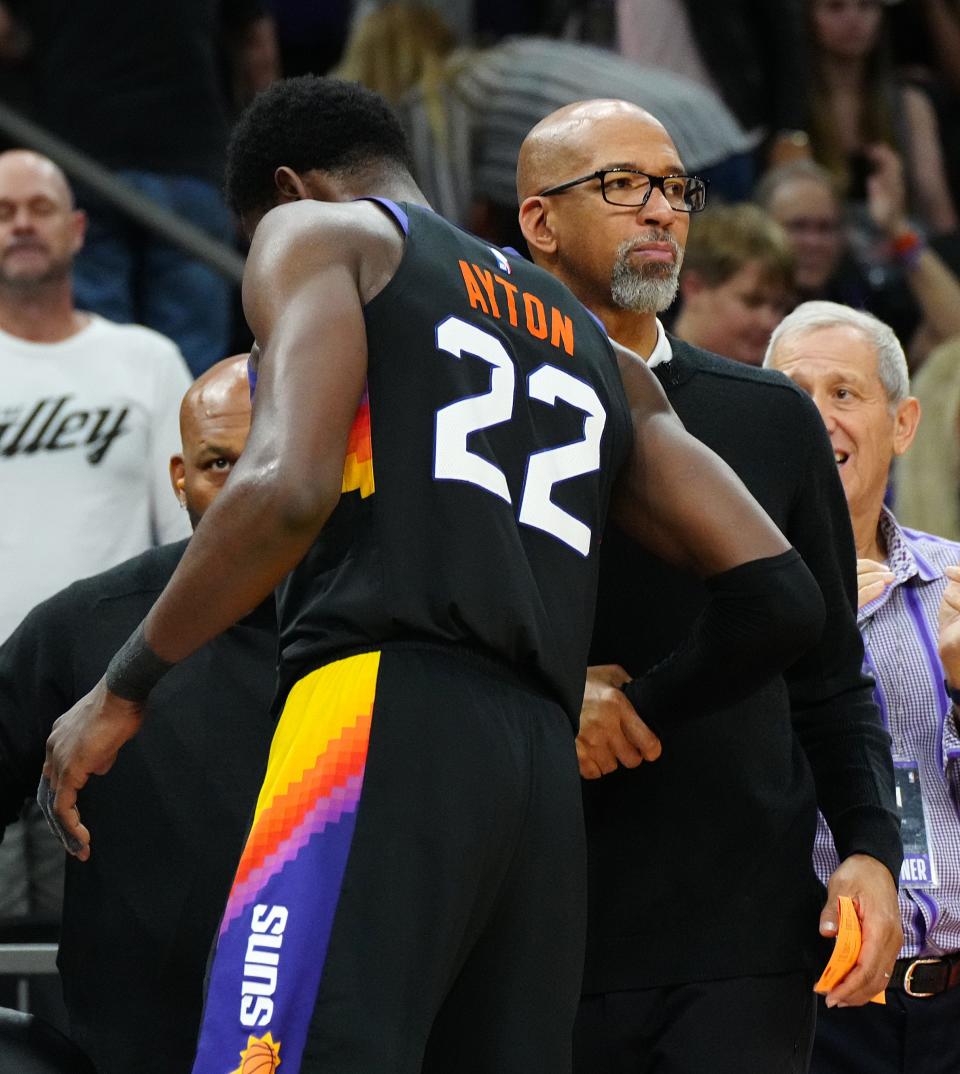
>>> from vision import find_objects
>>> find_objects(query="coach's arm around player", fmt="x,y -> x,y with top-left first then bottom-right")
576,340 -> 826,778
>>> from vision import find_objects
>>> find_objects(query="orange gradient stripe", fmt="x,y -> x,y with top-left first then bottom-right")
342,391 -> 374,498
229,653 -> 380,893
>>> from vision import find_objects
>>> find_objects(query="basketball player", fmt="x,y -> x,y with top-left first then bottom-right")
39,78 -> 823,1074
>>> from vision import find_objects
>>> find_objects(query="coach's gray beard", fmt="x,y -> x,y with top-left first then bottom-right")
610,236 -> 682,313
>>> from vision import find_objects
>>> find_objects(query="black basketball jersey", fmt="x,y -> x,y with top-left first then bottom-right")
276,201 -> 632,723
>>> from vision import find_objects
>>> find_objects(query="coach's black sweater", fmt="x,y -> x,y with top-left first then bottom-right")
0,541 -> 277,1074
584,338 -> 902,991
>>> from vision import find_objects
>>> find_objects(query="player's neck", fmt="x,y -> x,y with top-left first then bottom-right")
0,280 -> 89,343
365,174 -> 431,211
600,307 -> 660,362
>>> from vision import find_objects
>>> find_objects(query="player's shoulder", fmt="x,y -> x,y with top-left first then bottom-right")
251,198 -> 403,267
245,199 -> 409,316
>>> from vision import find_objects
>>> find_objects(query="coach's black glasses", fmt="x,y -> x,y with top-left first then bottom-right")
538,168 -> 708,213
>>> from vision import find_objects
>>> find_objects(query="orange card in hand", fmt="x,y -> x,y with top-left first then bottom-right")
814,895 -> 886,1005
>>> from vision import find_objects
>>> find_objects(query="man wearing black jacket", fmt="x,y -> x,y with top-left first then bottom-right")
0,356 -> 276,1074
519,100 -> 903,1073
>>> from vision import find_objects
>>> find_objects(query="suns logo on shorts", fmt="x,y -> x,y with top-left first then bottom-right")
240,904 -> 288,1028
228,1031 -> 281,1074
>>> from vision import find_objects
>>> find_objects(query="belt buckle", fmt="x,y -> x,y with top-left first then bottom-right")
903,957 -> 940,998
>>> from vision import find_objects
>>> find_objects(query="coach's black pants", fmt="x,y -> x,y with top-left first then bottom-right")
575,971 -> 816,1074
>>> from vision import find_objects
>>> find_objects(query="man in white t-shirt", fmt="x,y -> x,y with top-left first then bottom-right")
0,149 -> 192,644
0,149 -> 191,974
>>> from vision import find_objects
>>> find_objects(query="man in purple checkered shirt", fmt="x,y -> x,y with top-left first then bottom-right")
768,301 -> 960,1074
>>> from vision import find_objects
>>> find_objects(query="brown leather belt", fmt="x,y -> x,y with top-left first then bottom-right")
888,952 -> 960,998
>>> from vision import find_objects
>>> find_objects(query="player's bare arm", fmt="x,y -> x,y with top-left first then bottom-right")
40,200 -> 404,859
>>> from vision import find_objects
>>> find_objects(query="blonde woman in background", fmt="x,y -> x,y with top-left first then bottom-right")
896,338 -> 960,541
332,3 -> 455,106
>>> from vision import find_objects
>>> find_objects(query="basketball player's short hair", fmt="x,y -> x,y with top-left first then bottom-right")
225,75 -> 413,218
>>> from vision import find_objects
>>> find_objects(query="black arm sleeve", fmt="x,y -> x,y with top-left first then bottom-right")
783,396 -> 902,882
623,548 -> 825,737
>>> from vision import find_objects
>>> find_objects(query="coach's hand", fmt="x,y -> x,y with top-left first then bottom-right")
577,665 -> 662,779
819,853 -> 902,1007
39,678 -> 144,861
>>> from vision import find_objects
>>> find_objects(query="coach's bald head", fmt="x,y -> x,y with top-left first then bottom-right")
516,99 -> 670,203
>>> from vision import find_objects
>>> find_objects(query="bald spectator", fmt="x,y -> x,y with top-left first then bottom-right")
766,303 -> 960,1074
0,356 -> 276,1074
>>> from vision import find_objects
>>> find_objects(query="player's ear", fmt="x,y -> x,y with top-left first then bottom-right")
273,166 -> 311,203
519,196 -> 557,257
170,455 -> 186,506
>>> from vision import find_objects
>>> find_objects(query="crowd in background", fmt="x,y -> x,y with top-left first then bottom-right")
0,0 -> 957,528
1,1 -> 960,1072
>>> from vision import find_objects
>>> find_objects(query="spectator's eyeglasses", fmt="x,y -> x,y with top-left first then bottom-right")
538,168 -> 708,213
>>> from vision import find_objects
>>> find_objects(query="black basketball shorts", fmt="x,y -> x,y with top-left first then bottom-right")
192,643 -> 587,1074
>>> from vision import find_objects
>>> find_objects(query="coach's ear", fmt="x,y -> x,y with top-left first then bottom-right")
519,195 -> 558,258
170,454 -> 186,507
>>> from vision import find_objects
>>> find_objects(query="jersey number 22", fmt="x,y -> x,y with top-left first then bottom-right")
433,316 -> 607,557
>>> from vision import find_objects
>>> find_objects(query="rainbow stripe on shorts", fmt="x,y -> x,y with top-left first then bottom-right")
191,651 -> 380,1074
